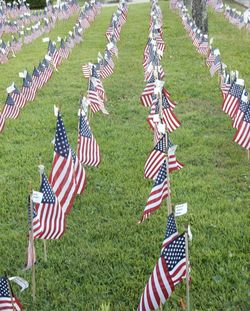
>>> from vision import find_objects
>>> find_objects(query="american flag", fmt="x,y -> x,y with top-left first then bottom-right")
144,134 -> 184,179
206,49 -> 215,67
197,40 -> 209,56
59,39 -> 69,60
100,57 -> 114,80
32,67 -> 44,90
52,48 -> 62,69
137,233 -> 186,311
144,134 -> 167,179
234,104 -> 250,150
42,59 -> 53,83
21,78 -> 36,102
0,277 -> 22,311
33,172 -> 66,239
140,160 -> 169,223
0,113 -> 5,133
140,75 -> 155,107
222,82 -> 243,119
82,63 -> 92,79
210,54 -> 221,77
71,147 -> 87,195
77,113 -> 101,167
10,85 -> 27,109
91,65 -> 105,100
161,213 -> 178,252
2,94 -> 20,119
233,90 -> 249,129
49,112 -> 76,215
161,95 -> 181,133
220,76 -> 231,101
87,79 -> 104,113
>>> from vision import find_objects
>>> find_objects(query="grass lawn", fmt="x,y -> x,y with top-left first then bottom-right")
0,1 -> 249,310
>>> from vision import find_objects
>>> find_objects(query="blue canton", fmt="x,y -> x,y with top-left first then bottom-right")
40,173 -> 56,204
161,234 -> 186,271
80,115 -> 92,138
54,113 -> 69,157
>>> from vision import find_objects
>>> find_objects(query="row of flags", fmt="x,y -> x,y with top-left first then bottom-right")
208,0 -> 250,31
0,1 -> 101,135
174,0 -> 250,152
20,0 -> 129,306
0,0 -> 80,64
0,3 -> 59,35
0,0 -> 30,20
82,0 -> 128,115
137,1 -> 190,310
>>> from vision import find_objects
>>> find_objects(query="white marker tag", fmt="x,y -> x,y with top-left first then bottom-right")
175,203 -> 188,217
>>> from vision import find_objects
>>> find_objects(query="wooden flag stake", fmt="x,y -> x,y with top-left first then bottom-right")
158,85 -> 172,216
29,183 -> 36,302
185,225 -> 190,311
5,273 -> 15,310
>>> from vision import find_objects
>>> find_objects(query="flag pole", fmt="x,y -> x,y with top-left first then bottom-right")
158,79 -> 172,216
5,273 -> 15,310
29,183 -> 36,302
247,150 -> 249,160
185,225 -> 190,311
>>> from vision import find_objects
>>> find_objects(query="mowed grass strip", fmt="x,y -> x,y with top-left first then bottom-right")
0,2 -> 249,310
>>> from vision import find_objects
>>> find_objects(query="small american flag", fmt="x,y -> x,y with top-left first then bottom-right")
100,57 -> 114,80
140,160 -> 169,223
161,213 -> 178,252
210,54 -> 221,77
161,94 -> 181,133
206,49 -> 215,67
21,78 -> 36,102
71,147 -> 87,195
232,90 -> 249,129
144,134 -> 167,179
49,112 -> 76,215
32,67 -> 44,90
137,233 -> 186,311
82,63 -> 92,79
77,113 -> 101,167
234,104 -> 250,150
2,94 -> 20,119
87,79 -> 104,113
34,172 -> 66,239
222,82 -> 243,119
220,76 -> 231,101
140,75 -> 155,107
0,277 -> 22,311
11,85 -> 27,109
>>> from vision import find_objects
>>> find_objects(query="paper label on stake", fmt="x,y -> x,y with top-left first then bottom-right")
32,191 -> 43,203
45,54 -> 51,61
42,37 -> 50,42
236,79 -> 244,87
19,72 -> 25,78
54,105 -> 59,117
9,277 -> 29,292
153,114 -> 160,122
175,203 -> 188,217
6,83 -> 15,94
157,123 -> 165,134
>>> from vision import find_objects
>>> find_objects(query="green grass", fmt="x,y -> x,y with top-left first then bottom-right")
0,2 -> 249,310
